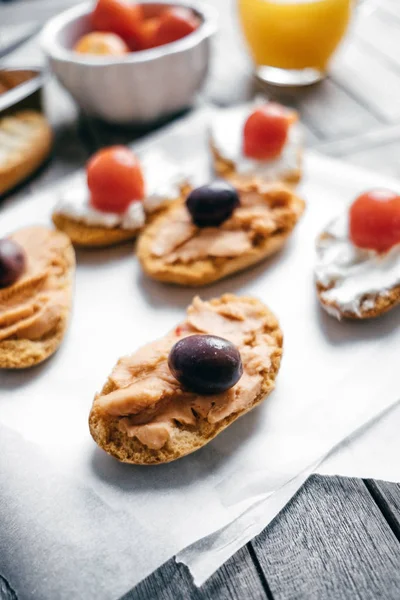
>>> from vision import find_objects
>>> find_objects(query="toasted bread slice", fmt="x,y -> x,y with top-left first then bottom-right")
137,183 -> 305,286
52,213 -> 139,248
0,111 -> 52,195
89,294 -> 283,464
316,281 -> 400,320
210,140 -> 303,187
0,227 -> 75,368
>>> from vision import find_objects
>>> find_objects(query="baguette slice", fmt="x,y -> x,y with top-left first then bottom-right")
52,183 -> 191,249
89,294 -> 283,465
51,213 -> 139,248
316,280 -> 400,320
0,111 -> 52,195
0,227 -> 75,368
137,183 -> 305,286
211,140 -> 302,187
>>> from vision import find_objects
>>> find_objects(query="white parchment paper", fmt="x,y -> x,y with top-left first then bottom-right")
0,108 -> 399,598
319,400 -> 400,481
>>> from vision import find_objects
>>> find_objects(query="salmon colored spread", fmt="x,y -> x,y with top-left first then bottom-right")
0,227 -> 72,342
96,296 -> 280,450
150,185 -> 294,264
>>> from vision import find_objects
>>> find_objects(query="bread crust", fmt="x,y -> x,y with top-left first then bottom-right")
317,281 -> 400,320
210,139 -> 302,187
52,213 -> 138,248
52,183 -> 191,248
0,111 -> 52,196
89,294 -> 283,465
0,233 -> 75,368
137,189 -> 305,286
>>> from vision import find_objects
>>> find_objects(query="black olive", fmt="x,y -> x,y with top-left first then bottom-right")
186,181 -> 240,227
0,239 -> 26,288
168,334 -> 243,395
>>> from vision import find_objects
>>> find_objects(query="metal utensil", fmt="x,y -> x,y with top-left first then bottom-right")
0,67 -> 46,114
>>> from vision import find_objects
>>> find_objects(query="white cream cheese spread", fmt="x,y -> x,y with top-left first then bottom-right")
54,150 -> 188,230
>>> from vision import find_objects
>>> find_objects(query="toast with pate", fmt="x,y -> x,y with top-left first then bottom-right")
137,182 -> 305,286
89,294 -> 283,464
0,227 -> 75,368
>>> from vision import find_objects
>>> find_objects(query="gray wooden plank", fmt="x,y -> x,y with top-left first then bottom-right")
354,7 -> 400,71
371,481 -> 400,518
34,79 -> 90,185
379,0 -> 400,22
320,138 -> 400,179
330,38 -> 400,122
202,0 -> 255,107
364,480 -> 400,541
79,106 -> 198,150
315,122 -> 400,157
0,577 -> 16,600
315,121 -> 400,179
251,475 -> 400,600
0,0 -> 77,27
122,547 -> 267,600
294,78 -> 380,140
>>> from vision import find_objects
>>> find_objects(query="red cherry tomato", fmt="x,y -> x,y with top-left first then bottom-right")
136,17 -> 162,50
87,146 -> 145,213
243,103 -> 294,160
91,0 -> 143,45
151,7 -> 200,48
349,189 -> 400,253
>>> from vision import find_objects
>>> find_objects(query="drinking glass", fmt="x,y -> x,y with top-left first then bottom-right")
237,0 -> 353,86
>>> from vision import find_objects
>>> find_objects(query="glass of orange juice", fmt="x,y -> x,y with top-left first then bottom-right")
238,0 -> 353,86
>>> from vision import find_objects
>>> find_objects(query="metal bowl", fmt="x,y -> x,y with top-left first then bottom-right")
41,1 -> 218,124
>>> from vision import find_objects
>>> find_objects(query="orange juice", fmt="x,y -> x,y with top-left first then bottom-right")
238,0 -> 352,72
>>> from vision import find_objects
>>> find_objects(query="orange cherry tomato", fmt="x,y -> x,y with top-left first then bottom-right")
349,189 -> 400,253
151,7 -> 200,48
74,32 -> 129,55
243,103 -> 294,160
91,0 -> 143,45
87,146 -> 145,213
136,17 -> 162,50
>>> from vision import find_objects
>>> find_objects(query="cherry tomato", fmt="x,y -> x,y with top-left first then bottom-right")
151,7 -> 200,48
349,189 -> 400,253
243,103 -> 294,160
87,146 -> 145,213
91,0 -> 143,45
74,32 -> 129,55
136,17 -> 162,50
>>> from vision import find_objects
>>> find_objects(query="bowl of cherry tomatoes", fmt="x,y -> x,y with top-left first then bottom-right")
41,0 -> 217,124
